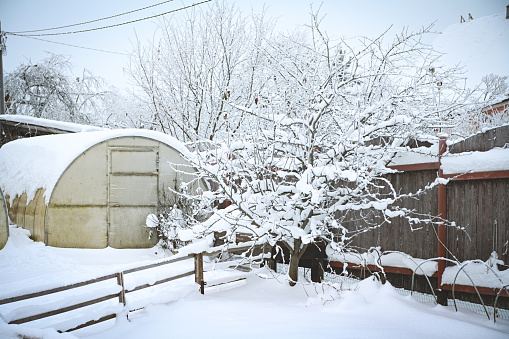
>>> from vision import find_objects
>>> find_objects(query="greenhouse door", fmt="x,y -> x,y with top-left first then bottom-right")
108,146 -> 159,248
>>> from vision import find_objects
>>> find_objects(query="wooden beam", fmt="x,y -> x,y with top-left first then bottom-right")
125,270 -> 195,294
9,293 -> 120,325
442,284 -> 509,298
388,162 -> 440,172
327,261 -> 438,277
0,273 -> 117,306
63,313 -> 117,333
194,253 -> 205,294
444,170 -> 509,181
437,136 -> 447,287
123,255 -> 193,274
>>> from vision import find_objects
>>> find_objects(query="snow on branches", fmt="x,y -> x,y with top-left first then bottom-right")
169,8 -> 472,285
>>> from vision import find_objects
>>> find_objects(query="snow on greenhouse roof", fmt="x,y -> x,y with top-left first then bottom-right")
0,129 -> 193,203
0,114 -> 104,133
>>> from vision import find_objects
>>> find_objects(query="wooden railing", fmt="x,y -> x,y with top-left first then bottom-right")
0,254 -> 197,333
0,243 -> 262,334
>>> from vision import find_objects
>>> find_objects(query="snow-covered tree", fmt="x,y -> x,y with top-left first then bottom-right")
4,53 -> 108,124
128,0 -> 273,142
450,74 -> 509,136
189,17 -> 469,285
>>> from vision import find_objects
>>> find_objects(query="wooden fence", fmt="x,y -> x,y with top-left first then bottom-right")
0,249 -> 251,334
287,125 -> 509,304
339,126 -> 509,264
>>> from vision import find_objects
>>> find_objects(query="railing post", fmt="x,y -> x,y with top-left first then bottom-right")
194,253 -> 205,294
116,272 -> 126,306
437,135 -> 448,290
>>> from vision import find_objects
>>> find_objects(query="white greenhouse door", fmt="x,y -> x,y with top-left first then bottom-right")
108,146 -> 159,248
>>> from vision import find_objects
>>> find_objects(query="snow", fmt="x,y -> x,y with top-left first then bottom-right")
1,226 -> 508,338
0,114 -> 104,133
441,147 -> 509,175
0,129 -> 193,204
388,144 -> 439,166
433,13 -> 509,88
326,247 -> 438,277
80,275 -> 509,339
385,143 -> 509,174
442,257 -> 509,289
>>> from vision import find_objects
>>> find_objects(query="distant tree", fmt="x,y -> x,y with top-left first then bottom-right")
452,74 -> 509,136
128,0 -> 273,142
4,53 -> 108,124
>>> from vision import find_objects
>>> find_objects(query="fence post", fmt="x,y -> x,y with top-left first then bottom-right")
194,253 -> 205,294
270,245 -> 278,272
437,135 -> 448,292
311,259 -> 324,283
116,272 -> 126,306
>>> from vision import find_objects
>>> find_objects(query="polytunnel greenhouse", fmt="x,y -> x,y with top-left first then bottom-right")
0,189 -> 8,249
0,129 -> 203,248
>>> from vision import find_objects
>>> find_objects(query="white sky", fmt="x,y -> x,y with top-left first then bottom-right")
0,0 -> 507,89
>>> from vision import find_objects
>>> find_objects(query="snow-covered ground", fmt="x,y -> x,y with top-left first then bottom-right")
1,226 -> 509,338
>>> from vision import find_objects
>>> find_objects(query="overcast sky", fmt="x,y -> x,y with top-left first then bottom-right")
1,0 -> 507,89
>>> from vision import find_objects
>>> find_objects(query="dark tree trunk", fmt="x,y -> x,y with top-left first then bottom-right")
287,238 -> 308,286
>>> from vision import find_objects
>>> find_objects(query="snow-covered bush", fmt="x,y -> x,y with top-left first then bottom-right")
146,188 -> 213,252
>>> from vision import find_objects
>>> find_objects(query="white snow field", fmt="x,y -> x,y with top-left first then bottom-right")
1,226 -> 508,338
433,13 -> 509,87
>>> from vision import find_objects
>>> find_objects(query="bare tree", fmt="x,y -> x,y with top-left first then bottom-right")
4,53 -> 108,125
128,0 -> 274,142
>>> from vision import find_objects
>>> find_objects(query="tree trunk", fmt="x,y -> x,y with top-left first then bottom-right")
287,238 -> 308,286
288,250 -> 300,286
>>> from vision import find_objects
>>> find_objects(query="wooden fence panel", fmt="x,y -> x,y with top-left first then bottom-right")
447,178 -> 509,263
449,125 -> 509,154
346,170 -> 439,259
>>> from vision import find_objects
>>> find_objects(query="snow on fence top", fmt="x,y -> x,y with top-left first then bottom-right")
0,114 -> 104,133
441,147 -> 509,175
387,144 -> 439,167
385,139 -> 509,175
0,129 -> 193,204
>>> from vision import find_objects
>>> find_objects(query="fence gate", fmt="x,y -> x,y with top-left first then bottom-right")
108,146 -> 159,248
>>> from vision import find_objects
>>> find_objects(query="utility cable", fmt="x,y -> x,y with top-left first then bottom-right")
6,0 -> 211,37
9,0 -> 176,34
13,35 -> 130,56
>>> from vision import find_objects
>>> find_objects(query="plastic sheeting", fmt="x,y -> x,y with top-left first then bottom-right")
2,134 -> 203,249
0,189 -> 8,249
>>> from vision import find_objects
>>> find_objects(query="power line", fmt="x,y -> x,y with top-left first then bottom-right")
9,0 -> 176,34
13,35 -> 130,56
6,0 -> 211,37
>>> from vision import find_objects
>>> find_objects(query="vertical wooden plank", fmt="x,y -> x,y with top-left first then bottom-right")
468,181 -> 478,261
501,180 -> 509,264
437,136 -> 447,286
116,272 -> 126,306
195,253 -> 204,294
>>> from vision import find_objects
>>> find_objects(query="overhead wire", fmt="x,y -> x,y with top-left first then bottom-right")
8,0 -> 176,34
14,35 -> 130,56
6,0 -> 212,37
